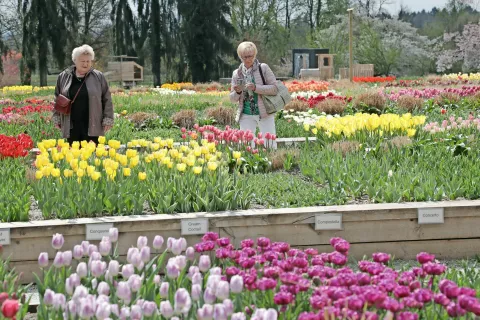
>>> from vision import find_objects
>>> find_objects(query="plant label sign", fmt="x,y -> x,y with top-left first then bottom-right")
0,229 -> 10,245
181,218 -> 209,235
315,214 -> 343,230
418,208 -> 444,224
86,223 -> 114,240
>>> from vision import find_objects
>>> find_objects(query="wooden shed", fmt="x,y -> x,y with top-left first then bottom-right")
106,61 -> 143,82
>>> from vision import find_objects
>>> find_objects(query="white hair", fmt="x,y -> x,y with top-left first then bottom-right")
72,44 -> 95,62
237,42 -> 257,59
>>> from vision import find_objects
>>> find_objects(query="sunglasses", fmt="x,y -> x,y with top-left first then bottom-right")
241,55 -> 255,60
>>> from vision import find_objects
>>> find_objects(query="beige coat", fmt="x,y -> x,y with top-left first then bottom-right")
230,61 -> 278,121
52,67 -> 114,138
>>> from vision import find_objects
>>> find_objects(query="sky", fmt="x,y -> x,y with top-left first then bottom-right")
385,0 -> 449,13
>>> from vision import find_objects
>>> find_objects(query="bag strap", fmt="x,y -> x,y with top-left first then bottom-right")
258,63 -> 266,85
71,71 -> 90,104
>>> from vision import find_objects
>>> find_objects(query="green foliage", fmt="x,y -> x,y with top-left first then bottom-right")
0,158 -> 30,222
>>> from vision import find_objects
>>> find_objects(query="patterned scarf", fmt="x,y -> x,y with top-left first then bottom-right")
240,59 -> 259,115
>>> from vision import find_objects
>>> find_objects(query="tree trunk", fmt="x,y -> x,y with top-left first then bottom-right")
151,0 -> 161,87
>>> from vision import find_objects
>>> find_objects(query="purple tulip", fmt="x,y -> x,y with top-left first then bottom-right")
199,255 -> 211,272
67,300 -> 77,316
422,262 -> 446,275
460,287 -> 477,297
73,245 -> 83,260
257,278 -> 277,291
43,289 -> 54,305
53,252 -> 64,268
202,232 -> 219,242
185,246 -> 195,260
223,299 -> 234,315
108,260 -> 119,276
142,301 -> 157,316
416,252 -> 435,264
433,293 -> 450,306
230,275 -> 244,293
274,292 -> 294,305
153,235 -> 164,250
90,260 -> 106,277
65,277 -> 74,295
160,301 -> 174,318
77,262 -> 88,278
215,280 -> 230,300
99,238 -> 112,256
241,239 -> 254,248
120,306 -> 131,319
333,239 -> 350,253
140,246 -> 151,263
197,304 -> 214,320
257,237 -> 271,248
88,244 -> 98,256
51,233 -> 64,250
109,227 -> 118,243
192,272 -> 203,285
62,251 -> 72,266
216,237 -> 230,247
372,252 -> 391,264
192,284 -> 202,301
38,252 -> 49,268
204,287 -> 216,304
231,312 -> 246,320
166,258 -> 180,279
96,302 -> 111,320
329,251 -> 347,266
128,274 -> 142,292
81,241 -> 90,256
174,288 -> 192,314
172,239 -> 184,255
176,255 -> 187,270
213,303 -> 227,320
117,281 -> 131,302
137,236 -> 148,249
97,281 -> 110,296
131,305 -> 142,319
121,264 -> 134,280
79,296 -> 95,318
447,303 -> 467,317
160,282 -> 169,298
396,311 -> 418,320
414,288 -> 433,303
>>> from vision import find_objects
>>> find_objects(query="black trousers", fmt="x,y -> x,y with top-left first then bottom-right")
68,129 -> 99,145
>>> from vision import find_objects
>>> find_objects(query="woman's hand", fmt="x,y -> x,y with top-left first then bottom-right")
246,83 -> 256,91
233,85 -> 243,93
103,125 -> 112,132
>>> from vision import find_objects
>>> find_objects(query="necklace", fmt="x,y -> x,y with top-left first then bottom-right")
74,73 -> 85,82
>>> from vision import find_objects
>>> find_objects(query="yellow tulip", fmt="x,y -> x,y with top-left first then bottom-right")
207,161 -> 218,171
91,171 -> 101,181
98,136 -> 106,144
51,168 -> 61,178
35,171 -> 43,180
87,166 -> 95,176
76,169 -> 85,178
193,166 -> 202,175
138,172 -> 147,181
123,168 -> 131,176
95,158 -> 101,166
79,160 -> 88,169
177,163 -> 187,172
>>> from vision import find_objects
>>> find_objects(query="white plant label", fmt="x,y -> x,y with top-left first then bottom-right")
181,218 -> 209,235
0,229 -> 10,245
86,223 -> 114,240
418,208 -> 444,224
315,214 -> 343,230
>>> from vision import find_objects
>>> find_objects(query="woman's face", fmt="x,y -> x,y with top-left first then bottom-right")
241,50 -> 256,68
75,54 -> 93,75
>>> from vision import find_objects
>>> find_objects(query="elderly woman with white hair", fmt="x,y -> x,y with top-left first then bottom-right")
230,41 -> 278,148
53,44 -> 114,145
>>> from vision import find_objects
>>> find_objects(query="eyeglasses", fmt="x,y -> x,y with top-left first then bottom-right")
241,55 -> 254,60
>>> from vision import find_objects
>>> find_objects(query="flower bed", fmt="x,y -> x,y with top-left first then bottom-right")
353,76 -> 396,83
2,227 -> 479,319
384,86 -> 480,101
285,80 -> 329,93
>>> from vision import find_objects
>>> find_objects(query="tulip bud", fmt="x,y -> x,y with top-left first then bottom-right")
160,282 -> 169,298
73,245 -> 83,260
223,299 -> 234,316
153,235 -> 164,250
109,227 -> 119,243
172,239 -> 183,255
97,282 -> 110,296
108,260 -> 120,276
230,275 -> 243,293
90,260 -> 106,277
77,262 -> 88,278
99,239 -> 112,256
96,302 -> 111,320
192,284 -> 202,301
204,287 -> 216,304
154,275 -> 161,285
38,252 -> 49,268
140,246 -> 151,263
231,312 -> 247,320
52,293 -> 66,310
53,252 -> 64,268
192,272 -> 203,285
128,274 -> 142,292
117,281 -> 131,302
142,301 -> 157,316
160,301 -> 173,318
62,251 -> 72,266
51,233 -> 64,250
43,289 -> 54,305
81,241 -> 90,256
215,281 -> 230,300
175,255 -> 187,270
199,255 -> 211,272
186,247 -> 195,260
197,304 -> 214,320
214,304 -> 227,320
137,236 -> 148,249
131,305 -> 142,319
